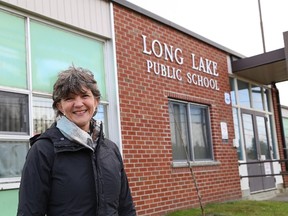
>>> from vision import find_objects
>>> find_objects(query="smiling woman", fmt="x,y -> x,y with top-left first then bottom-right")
17,66 -> 137,216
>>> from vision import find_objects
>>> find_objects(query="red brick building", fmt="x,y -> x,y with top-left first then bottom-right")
0,0 -> 287,215
113,2 -> 242,215
112,1 -> 288,215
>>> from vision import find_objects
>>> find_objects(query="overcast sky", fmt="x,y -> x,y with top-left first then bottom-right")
126,0 -> 288,106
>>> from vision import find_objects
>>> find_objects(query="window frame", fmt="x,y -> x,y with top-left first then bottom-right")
169,99 -> 214,165
0,90 -> 30,135
229,77 -> 277,161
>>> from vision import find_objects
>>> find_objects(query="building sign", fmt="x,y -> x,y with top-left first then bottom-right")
142,34 -> 220,91
220,122 -> 228,140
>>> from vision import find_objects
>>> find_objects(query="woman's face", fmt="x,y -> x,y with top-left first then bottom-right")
56,87 -> 98,131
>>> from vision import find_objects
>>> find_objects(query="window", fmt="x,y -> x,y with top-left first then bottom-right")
30,21 -> 106,99
237,80 -> 250,108
0,10 -> 27,89
235,79 -> 270,112
0,9 -> 108,185
264,88 -> 271,112
230,78 -> 236,105
33,97 -> 55,135
229,77 -> 276,161
0,91 -> 29,134
251,85 -> 264,110
0,83 -> 29,180
93,104 -> 108,137
32,97 -> 107,136
232,108 -> 243,160
0,141 -> 28,178
169,101 -> 213,162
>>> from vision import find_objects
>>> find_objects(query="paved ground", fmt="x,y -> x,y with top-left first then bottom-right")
268,191 -> 288,201
249,189 -> 288,201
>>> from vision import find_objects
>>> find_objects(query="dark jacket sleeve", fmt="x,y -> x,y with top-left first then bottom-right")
118,168 -> 137,216
17,138 -> 54,216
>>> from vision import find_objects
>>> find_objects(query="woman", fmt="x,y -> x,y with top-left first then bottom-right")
17,66 -> 136,216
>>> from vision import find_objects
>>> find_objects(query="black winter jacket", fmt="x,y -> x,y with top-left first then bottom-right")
17,124 -> 136,216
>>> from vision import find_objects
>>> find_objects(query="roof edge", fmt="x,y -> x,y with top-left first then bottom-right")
232,48 -> 285,72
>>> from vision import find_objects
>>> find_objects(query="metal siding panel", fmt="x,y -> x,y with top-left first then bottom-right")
92,0 -> 100,32
62,0 -> 72,23
79,0 -> 88,29
0,0 -> 111,38
42,0 -> 50,16
83,0 -> 90,29
99,0 -> 110,35
49,0 -> 61,21
70,0 -> 79,27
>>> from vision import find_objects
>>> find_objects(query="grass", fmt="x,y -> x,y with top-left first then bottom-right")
166,200 -> 288,216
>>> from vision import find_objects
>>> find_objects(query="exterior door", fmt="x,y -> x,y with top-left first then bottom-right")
241,110 -> 275,193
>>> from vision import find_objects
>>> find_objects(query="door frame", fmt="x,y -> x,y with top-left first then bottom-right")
241,109 -> 275,193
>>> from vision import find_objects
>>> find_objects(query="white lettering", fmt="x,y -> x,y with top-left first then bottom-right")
142,35 -> 152,55
164,43 -> 174,62
186,72 -> 219,90
175,48 -> 183,65
176,69 -> 182,81
161,64 -> 167,76
205,59 -> 212,74
198,57 -> 206,72
146,60 -> 182,81
152,40 -> 163,58
213,62 -> 218,76
167,66 -> 175,79
147,60 -> 153,72
191,53 -> 219,77
191,53 -> 198,70
141,34 -> 183,64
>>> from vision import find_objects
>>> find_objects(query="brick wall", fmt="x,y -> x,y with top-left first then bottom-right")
113,4 -> 242,216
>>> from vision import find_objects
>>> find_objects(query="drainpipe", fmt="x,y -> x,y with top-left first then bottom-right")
272,83 -> 288,172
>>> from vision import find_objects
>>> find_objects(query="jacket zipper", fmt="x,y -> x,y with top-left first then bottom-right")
92,147 -> 100,216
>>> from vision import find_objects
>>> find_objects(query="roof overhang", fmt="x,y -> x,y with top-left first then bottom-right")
232,31 -> 288,85
232,48 -> 288,85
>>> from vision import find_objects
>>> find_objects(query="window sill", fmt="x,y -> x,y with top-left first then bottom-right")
172,160 -> 221,168
0,178 -> 20,190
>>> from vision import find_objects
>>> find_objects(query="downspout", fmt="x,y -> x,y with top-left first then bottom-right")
272,83 -> 288,172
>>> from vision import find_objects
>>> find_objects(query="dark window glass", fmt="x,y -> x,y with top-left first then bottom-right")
0,141 -> 28,178
190,105 -> 212,160
0,91 -> 29,134
169,102 -> 189,161
251,85 -> 264,110
169,101 -> 213,161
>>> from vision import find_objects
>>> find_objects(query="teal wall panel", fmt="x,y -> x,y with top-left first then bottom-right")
0,189 -> 18,215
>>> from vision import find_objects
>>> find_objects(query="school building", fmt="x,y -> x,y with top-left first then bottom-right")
0,0 -> 288,215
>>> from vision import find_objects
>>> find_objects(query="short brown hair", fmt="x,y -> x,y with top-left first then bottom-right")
52,66 -> 101,116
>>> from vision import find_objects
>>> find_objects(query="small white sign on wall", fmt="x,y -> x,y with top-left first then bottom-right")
264,162 -> 272,175
220,122 -> 228,140
224,92 -> 231,105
